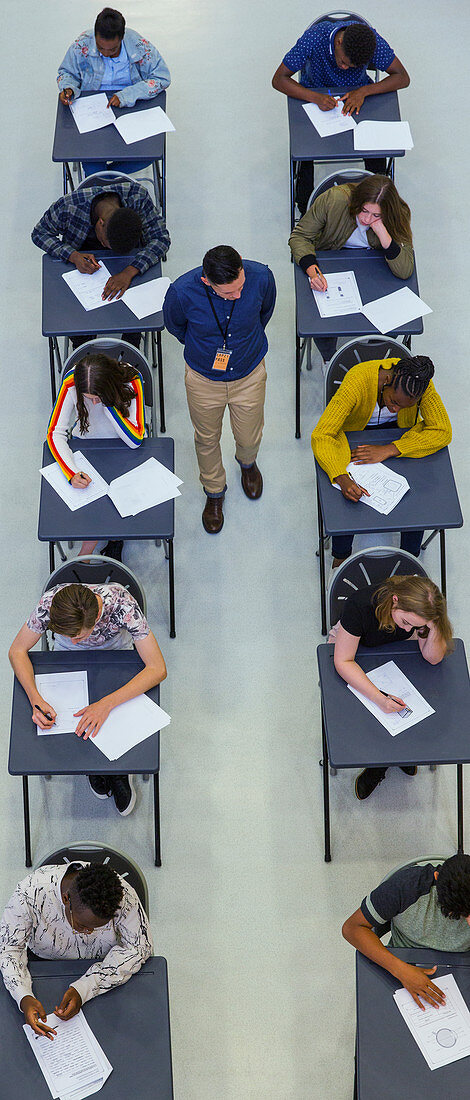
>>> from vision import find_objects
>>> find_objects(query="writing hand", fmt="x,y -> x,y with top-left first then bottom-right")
54,987 -> 82,1021
398,963 -> 446,1011
59,88 -> 74,106
340,88 -> 366,115
70,251 -> 101,274
315,92 -> 337,111
334,473 -> 370,502
21,995 -> 57,1040
71,472 -> 92,489
102,269 -> 134,300
74,697 -> 113,739
107,94 -> 121,108
32,697 -> 57,730
378,693 -> 408,714
307,264 -> 328,292
351,444 -> 395,464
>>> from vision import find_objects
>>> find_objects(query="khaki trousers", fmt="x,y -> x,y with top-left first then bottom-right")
184,359 -> 267,495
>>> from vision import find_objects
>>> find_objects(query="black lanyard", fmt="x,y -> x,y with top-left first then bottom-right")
204,287 -> 236,348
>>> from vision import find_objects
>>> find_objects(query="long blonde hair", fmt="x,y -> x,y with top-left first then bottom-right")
348,175 -> 412,245
374,576 -> 453,652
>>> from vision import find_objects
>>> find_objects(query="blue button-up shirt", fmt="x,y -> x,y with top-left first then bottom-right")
163,261 -> 276,380
283,20 -> 394,90
100,42 -> 132,91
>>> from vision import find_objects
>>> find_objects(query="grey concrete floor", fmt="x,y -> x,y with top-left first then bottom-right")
0,1 -> 468,1096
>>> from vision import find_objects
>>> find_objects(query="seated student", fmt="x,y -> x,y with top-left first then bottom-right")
272,20 -> 409,213
342,854 -> 470,1009
0,861 -> 152,1038
289,175 -> 413,366
47,351 -> 145,561
32,180 -> 169,323
8,582 -> 167,816
311,355 -> 452,566
57,6 -> 171,176
333,574 -> 453,799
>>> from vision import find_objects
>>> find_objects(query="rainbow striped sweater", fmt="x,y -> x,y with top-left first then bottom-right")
47,366 -> 145,480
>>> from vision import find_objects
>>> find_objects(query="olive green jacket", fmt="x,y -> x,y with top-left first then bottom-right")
288,184 -> 414,279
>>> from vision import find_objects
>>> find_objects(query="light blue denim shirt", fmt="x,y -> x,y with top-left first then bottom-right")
100,41 -> 132,91
57,27 -> 170,107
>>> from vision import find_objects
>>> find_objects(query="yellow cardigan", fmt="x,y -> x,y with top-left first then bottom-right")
311,359 -> 452,483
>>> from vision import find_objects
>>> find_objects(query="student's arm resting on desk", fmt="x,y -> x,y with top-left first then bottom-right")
311,371 -> 367,482
70,883 -> 153,1004
8,624 -> 57,730
74,630 -> 167,738
340,56 -> 410,115
103,376 -> 146,447
56,39 -> 84,101
415,622 -> 448,665
260,267 -> 277,328
162,285 -> 188,343
288,191 -> 331,271
31,196 -> 77,263
0,877 -> 57,1037
394,381 -> 452,458
333,625 -> 406,712
47,372 -> 81,481
114,41 -> 171,107
342,908 -> 444,1009
271,62 -> 336,109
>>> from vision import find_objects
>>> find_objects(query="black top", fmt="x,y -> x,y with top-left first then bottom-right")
339,583 -> 414,647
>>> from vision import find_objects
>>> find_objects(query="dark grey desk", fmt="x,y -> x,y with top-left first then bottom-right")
288,88 -> 405,229
317,639 -> 470,862
295,252 -> 423,436
42,253 -> 167,432
38,438 -> 176,637
315,429 -> 462,633
0,958 -> 173,1098
9,650 -> 165,867
356,949 -> 470,1099
52,90 -> 168,216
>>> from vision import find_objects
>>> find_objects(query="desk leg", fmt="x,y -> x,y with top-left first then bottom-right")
295,333 -> 301,439
290,160 -> 296,232
22,777 -> 32,867
317,485 -> 327,636
49,542 -> 55,574
457,763 -> 464,854
48,338 -> 57,403
168,539 -> 176,638
154,773 -> 161,867
386,156 -> 395,182
321,706 -> 331,863
440,530 -> 447,597
154,330 -> 166,433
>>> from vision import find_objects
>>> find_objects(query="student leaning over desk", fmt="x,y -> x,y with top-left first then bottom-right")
311,355 -> 452,566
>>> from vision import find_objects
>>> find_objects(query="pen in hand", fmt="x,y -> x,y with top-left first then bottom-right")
34,704 -> 54,721
379,689 -> 412,713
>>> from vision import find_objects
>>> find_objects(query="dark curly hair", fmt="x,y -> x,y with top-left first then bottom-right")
106,208 -> 143,253
389,356 -> 435,401
435,854 -> 470,920
342,24 -> 376,67
73,864 -> 124,921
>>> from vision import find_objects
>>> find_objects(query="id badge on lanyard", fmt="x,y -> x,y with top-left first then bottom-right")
204,286 -> 236,374
212,347 -> 232,372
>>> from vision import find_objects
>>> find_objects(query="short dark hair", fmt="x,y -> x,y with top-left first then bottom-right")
73,864 -> 124,920
436,854 -> 470,920
202,245 -> 243,285
106,208 -> 143,252
342,24 -> 376,67
94,8 -> 125,41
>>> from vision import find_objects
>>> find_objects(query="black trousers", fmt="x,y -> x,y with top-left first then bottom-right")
70,330 -> 142,351
295,157 -> 388,216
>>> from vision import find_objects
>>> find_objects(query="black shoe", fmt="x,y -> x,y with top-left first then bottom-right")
400,765 -> 418,776
111,775 -> 136,816
101,540 -> 123,562
88,775 -> 112,800
355,767 -> 387,801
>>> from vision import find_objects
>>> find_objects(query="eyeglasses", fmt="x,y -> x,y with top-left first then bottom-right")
65,893 -> 96,935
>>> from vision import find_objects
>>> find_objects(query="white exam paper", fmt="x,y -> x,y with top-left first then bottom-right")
339,460 -> 410,515
347,660 -> 435,735
108,457 -> 182,517
113,105 -> 175,144
312,270 -> 362,317
353,119 -> 413,151
40,453 -> 109,511
302,98 -> 356,138
34,671 -> 89,735
69,92 -> 116,134
362,287 -> 432,334
24,1009 -> 112,1099
92,693 -> 171,760
394,974 -> 470,1070
121,276 -> 171,319
62,265 -> 114,313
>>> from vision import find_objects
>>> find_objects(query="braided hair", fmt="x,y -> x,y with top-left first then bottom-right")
390,355 -> 434,401
72,864 -> 124,921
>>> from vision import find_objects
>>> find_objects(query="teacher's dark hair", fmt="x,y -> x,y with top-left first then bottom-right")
202,246 -> 243,285
342,24 -> 376,67
73,864 -> 124,920
94,8 -> 126,41
390,356 -> 435,401
436,854 -> 470,920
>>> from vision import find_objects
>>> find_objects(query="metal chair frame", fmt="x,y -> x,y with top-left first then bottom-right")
35,840 -> 150,914
40,553 -> 147,652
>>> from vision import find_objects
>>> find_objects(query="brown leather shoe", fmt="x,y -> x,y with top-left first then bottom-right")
202,496 -> 224,534
241,462 -> 263,500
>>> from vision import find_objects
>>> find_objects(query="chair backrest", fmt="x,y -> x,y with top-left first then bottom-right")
35,841 -> 149,915
42,555 -> 147,613
324,336 -> 412,405
328,546 -> 428,630
76,170 -> 136,190
308,168 -> 373,211
61,337 -> 155,436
